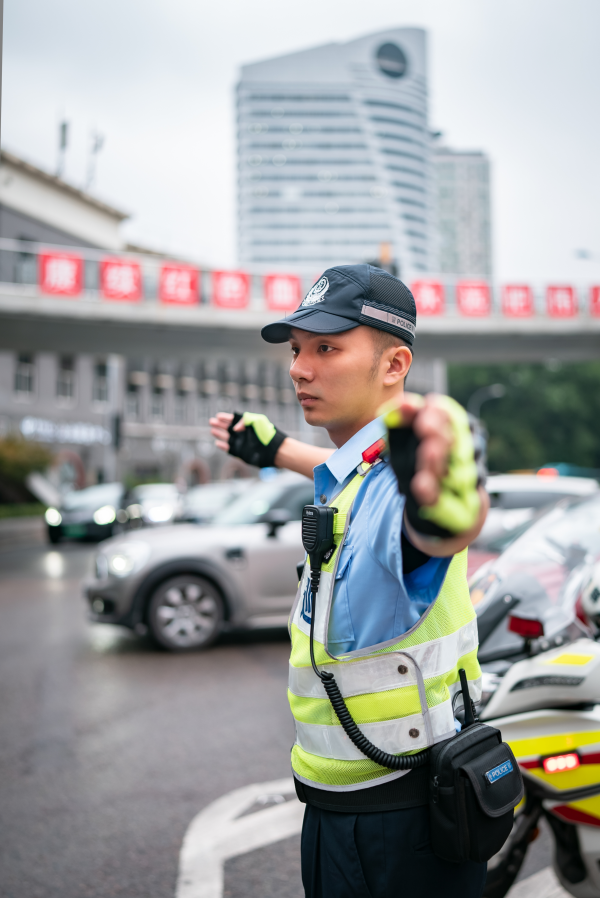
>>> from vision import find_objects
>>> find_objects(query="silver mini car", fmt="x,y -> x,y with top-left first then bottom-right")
84,473 -> 314,651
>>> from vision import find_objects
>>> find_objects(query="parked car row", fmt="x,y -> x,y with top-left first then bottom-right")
81,468 -> 600,653
84,472 -> 315,649
44,479 -> 250,543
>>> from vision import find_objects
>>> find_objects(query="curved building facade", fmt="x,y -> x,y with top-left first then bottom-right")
237,28 -> 432,278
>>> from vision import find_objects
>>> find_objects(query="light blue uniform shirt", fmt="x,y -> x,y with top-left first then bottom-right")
314,417 -> 452,654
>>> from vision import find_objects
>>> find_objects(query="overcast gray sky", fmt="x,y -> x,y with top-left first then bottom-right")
3,0 -> 600,281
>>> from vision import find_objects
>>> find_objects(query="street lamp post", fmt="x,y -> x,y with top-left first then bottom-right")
467,383 -> 506,420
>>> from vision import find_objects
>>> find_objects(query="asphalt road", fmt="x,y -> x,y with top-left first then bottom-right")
0,541 -> 553,898
0,542 -> 296,898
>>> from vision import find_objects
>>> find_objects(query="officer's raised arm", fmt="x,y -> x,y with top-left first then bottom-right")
209,410 -> 333,480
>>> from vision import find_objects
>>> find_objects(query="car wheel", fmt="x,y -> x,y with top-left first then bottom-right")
147,574 -> 224,651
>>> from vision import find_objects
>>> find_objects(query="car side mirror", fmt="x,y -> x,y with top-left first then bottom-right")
261,508 -> 292,538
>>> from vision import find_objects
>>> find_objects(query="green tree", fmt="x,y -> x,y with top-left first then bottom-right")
448,361 -> 600,473
0,435 -> 53,503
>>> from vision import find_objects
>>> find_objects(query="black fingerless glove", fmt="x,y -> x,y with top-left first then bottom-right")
388,427 -> 454,540
228,411 -> 287,468
383,395 -> 482,540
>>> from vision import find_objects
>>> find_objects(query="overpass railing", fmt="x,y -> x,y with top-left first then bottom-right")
0,238 -> 598,319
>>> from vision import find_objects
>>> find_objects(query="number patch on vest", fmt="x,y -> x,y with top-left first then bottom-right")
485,760 -> 513,784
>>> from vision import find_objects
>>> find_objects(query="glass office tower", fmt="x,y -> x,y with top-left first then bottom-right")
237,28 -> 432,279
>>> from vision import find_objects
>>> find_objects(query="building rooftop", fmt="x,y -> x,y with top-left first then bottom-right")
1,149 -> 129,222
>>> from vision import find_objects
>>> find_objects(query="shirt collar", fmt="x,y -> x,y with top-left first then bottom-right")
325,417 -> 386,485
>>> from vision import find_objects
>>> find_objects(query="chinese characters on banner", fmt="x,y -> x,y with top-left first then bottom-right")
159,265 -> 199,305
411,280 -> 444,316
547,286 -> 577,317
39,252 -> 83,296
264,274 -> 301,311
502,285 -> 534,317
456,281 -> 491,316
212,271 -> 250,308
589,287 -> 600,316
100,258 -> 142,302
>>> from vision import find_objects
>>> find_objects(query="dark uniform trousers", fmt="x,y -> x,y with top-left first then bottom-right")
301,803 -> 487,898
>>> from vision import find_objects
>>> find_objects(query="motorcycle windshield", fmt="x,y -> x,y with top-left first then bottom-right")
472,493 -> 600,662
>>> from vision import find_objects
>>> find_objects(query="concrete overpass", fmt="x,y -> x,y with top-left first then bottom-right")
1,281 -> 599,365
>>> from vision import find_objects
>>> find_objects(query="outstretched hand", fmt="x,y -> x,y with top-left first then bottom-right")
382,392 -> 488,553
209,412 -> 245,454
392,394 -> 455,508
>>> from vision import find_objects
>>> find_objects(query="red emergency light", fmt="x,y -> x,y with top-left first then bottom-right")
508,615 -> 544,639
542,753 -> 580,774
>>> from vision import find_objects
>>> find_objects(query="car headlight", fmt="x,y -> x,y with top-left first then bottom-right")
103,541 -> 151,578
45,507 -> 62,526
146,505 -> 173,523
93,505 -> 117,526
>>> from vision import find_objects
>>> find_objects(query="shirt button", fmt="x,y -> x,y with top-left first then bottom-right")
320,494 -> 327,505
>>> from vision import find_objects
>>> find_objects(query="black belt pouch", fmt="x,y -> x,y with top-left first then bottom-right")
429,722 -> 524,863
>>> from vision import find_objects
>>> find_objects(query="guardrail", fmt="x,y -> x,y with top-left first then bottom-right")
0,237 -> 599,320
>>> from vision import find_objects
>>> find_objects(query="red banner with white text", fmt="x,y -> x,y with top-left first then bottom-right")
502,285 -> 534,317
100,258 -> 142,302
456,281 -> 491,316
411,280 -> 444,316
212,271 -> 250,309
547,286 -> 577,317
159,265 -> 199,305
264,274 -> 302,311
39,252 -> 83,297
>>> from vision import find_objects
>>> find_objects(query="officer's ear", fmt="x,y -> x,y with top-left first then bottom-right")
385,345 -> 412,386
370,329 -> 412,385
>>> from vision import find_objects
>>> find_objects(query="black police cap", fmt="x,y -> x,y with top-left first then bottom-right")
261,264 -> 417,346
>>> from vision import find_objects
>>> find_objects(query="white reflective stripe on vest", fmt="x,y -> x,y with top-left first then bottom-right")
289,618 -> 479,699
291,566 -> 334,643
295,700 -> 457,760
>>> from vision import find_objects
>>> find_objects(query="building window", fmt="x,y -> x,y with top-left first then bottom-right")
126,384 -> 140,420
151,387 -> 164,420
15,243 -> 36,284
93,359 -> 108,403
14,353 -> 35,396
174,393 -> 188,424
57,355 -> 76,402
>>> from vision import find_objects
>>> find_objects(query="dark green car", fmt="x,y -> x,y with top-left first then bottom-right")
45,482 -> 125,543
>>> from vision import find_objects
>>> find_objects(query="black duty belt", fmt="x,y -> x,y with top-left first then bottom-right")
294,766 -> 430,814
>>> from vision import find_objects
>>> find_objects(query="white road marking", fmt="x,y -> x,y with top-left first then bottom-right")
177,781 -> 571,898
507,866 -> 570,898
175,778 -> 304,898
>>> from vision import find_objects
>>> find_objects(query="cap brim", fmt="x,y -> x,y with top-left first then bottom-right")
261,308 -> 360,344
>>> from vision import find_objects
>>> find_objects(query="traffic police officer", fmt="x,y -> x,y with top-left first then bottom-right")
210,264 -> 489,898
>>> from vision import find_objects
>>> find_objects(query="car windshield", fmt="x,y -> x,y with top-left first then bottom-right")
132,484 -> 178,501
62,483 -> 123,511
471,494 -> 600,658
184,482 -> 249,514
213,478 -> 314,526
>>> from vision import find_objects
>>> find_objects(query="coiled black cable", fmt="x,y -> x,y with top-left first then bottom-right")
309,572 -> 430,771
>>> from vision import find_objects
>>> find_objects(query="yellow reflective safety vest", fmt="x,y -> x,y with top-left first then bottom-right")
288,460 -> 482,791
